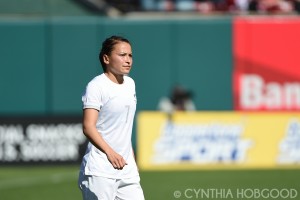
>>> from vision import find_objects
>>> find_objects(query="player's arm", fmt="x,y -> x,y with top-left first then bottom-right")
82,108 -> 127,169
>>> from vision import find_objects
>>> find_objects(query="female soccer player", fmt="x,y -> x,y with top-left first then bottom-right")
78,35 -> 144,200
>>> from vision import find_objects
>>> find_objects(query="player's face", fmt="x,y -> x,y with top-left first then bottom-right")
104,42 -> 133,76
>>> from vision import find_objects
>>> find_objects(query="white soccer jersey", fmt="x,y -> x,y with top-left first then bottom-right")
80,73 -> 139,179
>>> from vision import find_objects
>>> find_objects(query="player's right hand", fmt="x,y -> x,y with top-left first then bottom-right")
105,149 -> 127,170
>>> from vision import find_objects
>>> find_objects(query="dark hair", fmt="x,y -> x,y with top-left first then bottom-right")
99,35 -> 131,72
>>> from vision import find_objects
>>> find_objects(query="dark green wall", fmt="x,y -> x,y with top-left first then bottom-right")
175,19 -> 232,110
0,19 -> 47,114
0,16 -> 233,116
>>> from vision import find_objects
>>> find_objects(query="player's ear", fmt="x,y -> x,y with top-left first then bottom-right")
103,54 -> 109,64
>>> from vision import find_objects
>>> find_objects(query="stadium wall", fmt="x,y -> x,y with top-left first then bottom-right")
0,16 -> 233,116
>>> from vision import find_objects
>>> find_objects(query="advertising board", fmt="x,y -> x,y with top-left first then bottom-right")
138,112 -> 300,170
0,116 -> 86,164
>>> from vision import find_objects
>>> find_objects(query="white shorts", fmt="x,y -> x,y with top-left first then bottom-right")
78,172 -> 145,200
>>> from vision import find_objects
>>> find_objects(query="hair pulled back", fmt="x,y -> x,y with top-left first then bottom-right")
99,35 -> 131,72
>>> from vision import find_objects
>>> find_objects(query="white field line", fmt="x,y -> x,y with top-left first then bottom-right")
0,171 -> 78,190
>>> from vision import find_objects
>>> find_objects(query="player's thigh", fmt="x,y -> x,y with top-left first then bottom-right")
79,173 -> 118,200
116,176 -> 145,200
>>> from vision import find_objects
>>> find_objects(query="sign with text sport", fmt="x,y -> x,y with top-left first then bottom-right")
137,112 -> 300,170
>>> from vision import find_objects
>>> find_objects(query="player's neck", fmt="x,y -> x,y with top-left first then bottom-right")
104,72 -> 124,84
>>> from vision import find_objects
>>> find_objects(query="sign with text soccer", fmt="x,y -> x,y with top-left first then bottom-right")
0,116 -> 87,164
233,17 -> 300,111
137,112 -> 300,170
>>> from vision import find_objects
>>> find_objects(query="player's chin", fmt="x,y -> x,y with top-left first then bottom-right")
122,68 -> 131,74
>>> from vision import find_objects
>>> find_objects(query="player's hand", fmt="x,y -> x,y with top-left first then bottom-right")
105,149 -> 127,170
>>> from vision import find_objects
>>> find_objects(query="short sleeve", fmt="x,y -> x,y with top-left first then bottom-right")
82,80 -> 103,111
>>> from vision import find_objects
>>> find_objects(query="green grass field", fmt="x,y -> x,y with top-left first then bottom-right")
0,165 -> 300,200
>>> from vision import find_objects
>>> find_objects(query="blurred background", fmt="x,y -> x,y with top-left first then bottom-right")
0,0 -> 300,200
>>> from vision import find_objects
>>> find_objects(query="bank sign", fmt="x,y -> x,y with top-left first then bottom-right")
233,17 -> 300,111
0,116 -> 86,164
